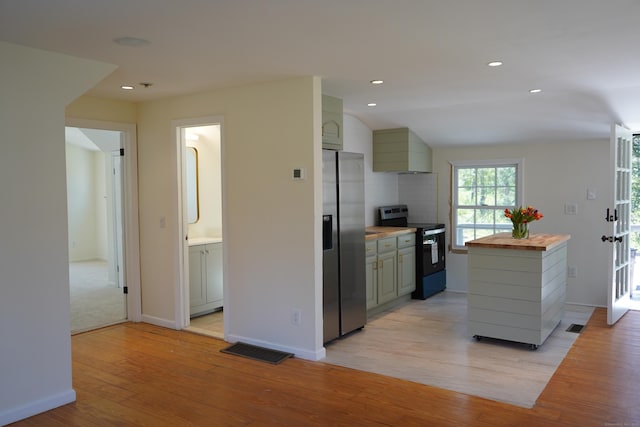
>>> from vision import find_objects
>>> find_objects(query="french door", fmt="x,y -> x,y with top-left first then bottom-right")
607,124 -> 633,325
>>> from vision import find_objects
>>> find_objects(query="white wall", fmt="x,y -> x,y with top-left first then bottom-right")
136,77 -> 324,359
399,173 -> 438,223
65,144 -> 109,262
94,150 -> 108,261
433,140 -> 610,306
342,114 -> 399,226
0,41 -> 116,425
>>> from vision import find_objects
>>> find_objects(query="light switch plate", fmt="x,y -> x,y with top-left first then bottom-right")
587,189 -> 597,200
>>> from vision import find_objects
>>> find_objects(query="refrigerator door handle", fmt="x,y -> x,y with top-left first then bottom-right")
323,215 -> 333,250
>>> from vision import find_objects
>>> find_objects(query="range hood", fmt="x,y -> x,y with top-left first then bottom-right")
372,127 -> 432,173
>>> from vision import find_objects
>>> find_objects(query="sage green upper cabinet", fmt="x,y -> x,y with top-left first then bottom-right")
322,95 -> 343,151
373,127 -> 432,172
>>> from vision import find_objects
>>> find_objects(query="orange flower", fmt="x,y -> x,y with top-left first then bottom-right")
505,206 -> 543,225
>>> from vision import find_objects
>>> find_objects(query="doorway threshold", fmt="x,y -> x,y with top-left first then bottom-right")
184,325 -> 224,341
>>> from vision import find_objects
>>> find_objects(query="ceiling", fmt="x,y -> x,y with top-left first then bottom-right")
65,127 -> 120,152
2,0 -> 640,147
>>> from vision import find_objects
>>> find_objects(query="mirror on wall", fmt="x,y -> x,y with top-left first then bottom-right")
186,147 -> 199,223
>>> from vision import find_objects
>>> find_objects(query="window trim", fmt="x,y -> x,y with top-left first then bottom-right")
450,158 -> 524,252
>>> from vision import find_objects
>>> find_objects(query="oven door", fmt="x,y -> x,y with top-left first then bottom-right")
422,230 -> 445,275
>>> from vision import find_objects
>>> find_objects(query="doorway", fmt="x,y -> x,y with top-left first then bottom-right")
65,120 -> 141,332
65,126 -> 126,332
173,117 -> 225,337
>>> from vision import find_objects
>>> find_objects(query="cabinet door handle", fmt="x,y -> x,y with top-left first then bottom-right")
399,254 -> 403,263
378,260 -> 383,269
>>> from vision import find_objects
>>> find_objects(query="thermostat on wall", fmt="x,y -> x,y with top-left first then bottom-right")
293,167 -> 305,180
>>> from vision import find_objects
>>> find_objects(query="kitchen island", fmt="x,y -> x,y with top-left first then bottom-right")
465,233 -> 570,349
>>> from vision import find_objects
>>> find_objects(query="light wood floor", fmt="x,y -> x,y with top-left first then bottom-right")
325,292 -> 594,408
12,308 -> 640,426
187,309 -> 224,339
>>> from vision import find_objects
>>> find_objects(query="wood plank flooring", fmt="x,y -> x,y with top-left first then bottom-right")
11,308 -> 640,426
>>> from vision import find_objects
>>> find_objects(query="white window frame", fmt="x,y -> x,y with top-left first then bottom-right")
450,158 -> 524,251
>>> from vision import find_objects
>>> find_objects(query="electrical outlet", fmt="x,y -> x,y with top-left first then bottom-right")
564,203 -> 578,215
568,266 -> 577,278
291,309 -> 301,326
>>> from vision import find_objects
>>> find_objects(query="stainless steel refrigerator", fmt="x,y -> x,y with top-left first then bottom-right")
322,150 -> 366,343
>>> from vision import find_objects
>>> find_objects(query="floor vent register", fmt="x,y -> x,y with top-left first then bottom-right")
221,342 -> 293,364
566,324 -> 585,333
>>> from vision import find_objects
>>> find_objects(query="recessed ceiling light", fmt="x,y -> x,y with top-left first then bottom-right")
120,85 -> 134,90
529,88 -> 542,94
113,37 -> 150,47
370,80 -> 384,85
367,103 -> 377,107
488,61 -> 503,67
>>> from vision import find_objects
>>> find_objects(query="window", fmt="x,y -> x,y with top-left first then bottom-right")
451,159 -> 523,251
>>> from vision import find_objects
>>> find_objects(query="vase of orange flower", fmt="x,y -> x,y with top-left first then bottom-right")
504,206 -> 543,239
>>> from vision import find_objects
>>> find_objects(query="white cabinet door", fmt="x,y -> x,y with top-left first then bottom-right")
205,243 -> 223,306
189,245 -> 206,308
190,242 -> 223,316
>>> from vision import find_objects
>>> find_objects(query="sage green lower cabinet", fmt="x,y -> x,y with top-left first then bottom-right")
377,237 -> 398,305
366,232 -> 417,312
189,242 -> 223,317
397,234 -> 416,296
365,241 -> 378,310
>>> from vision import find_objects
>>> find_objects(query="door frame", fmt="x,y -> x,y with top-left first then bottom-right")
172,116 -> 225,331
110,150 -> 125,288
65,118 -> 142,323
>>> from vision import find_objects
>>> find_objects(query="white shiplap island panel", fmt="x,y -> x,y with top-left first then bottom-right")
465,233 -> 570,348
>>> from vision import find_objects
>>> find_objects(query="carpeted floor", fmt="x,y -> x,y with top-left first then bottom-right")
69,260 -> 126,333
323,291 -> 594,408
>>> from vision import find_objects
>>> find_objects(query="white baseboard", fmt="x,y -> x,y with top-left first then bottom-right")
141,314 -> 178,329
226,334 -> 326,361
0,389 -> 76,426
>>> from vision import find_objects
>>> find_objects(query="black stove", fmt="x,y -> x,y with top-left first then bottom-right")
377,205 -> 446,299
377,206 -> 443,229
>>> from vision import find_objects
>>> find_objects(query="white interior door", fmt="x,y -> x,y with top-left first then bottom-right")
607,123 -> 633,325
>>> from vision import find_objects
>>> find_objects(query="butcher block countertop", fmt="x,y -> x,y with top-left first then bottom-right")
365,226 -> 416,241
465,232 -> 570,251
